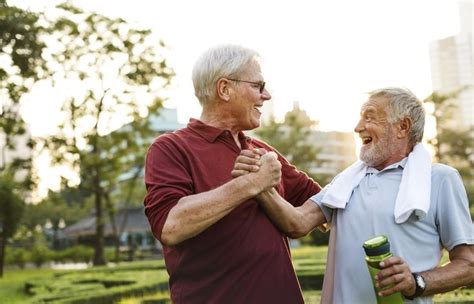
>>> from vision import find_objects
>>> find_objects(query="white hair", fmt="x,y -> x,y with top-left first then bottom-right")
369,87 -> 425,144
192,44 -> 260,105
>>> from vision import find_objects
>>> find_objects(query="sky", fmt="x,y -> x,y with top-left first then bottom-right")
8,0 -> 464,197
13,0 -> 462,134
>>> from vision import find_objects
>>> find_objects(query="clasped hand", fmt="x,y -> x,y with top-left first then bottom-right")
232,149 -> 281,192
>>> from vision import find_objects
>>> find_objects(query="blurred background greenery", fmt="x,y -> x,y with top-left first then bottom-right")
0,0 -> 472,303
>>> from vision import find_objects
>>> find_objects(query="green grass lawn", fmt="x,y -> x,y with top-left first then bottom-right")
0,246 -> 471,304
0,268 -> 58,304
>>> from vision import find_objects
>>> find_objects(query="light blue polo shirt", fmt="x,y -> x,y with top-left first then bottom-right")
311,159 -> 474,304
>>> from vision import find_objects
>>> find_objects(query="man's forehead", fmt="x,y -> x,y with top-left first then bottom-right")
361,96 -> 388,112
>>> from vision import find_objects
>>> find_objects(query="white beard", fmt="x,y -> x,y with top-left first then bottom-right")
359,125 -> 398,168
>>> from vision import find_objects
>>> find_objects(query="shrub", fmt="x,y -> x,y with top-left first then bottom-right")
25,261 -> 169,303
30,243 -> 53,268
11,248 -> 29,269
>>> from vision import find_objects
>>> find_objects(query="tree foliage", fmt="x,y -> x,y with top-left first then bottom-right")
0,0 -> 45,180
424,89 -> 474,212
37,3 -> 174,265
255,105 -> 332,245
255,104 -> 326,181
0,170 -> 25,277
22,189 -> 88,249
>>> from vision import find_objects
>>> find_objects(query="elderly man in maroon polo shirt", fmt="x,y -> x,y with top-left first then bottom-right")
144,44 -> 321,303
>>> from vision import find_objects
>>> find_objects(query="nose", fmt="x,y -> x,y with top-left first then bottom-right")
354,119 -> 364,133
262,88 -> 271,101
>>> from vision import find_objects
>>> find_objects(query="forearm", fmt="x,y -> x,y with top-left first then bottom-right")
257,188 -> 325,238
161,175 -> 260,246
421,246 -> 474,296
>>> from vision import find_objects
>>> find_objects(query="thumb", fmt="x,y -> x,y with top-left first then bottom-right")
266,151 -> 277,159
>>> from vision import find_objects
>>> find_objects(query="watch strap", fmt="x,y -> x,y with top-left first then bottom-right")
405,272 -> 426,300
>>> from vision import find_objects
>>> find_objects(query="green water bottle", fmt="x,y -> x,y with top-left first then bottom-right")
363,235 -> 404,304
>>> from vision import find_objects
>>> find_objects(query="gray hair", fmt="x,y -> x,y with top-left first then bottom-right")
192,44 -> 260,105
369,87 -> 425,144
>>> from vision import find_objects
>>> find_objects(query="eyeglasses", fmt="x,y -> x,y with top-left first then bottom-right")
227,78 -> 266,94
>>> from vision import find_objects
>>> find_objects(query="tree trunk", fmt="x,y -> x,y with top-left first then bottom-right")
0,235 -> 5,278
105,193 -> 120,263
92,181 -> 106,266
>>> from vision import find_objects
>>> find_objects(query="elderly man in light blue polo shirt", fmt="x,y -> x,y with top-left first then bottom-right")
232,87 -> 473,303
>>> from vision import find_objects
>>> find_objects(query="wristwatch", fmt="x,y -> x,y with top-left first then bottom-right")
405,272 -> 426,300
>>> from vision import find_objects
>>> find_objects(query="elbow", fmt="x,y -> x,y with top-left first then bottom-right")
161,231 -> 179,247
160,221 -> 183,246
285,222 -> 313,239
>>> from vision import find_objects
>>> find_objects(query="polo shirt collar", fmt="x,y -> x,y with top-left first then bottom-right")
366,157 -> 408,174
187,118 -> 248,143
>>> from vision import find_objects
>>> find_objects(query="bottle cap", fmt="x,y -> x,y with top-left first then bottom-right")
363,235 -> 390,256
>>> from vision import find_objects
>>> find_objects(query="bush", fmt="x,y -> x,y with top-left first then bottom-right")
30,243 -> 53,268
70,245 -> 94,264
51,245 -> 94,264
11,248 -> 29,269
25,261 -> 169,303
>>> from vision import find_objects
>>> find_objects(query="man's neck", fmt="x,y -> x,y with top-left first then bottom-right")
200,111 -> 242,149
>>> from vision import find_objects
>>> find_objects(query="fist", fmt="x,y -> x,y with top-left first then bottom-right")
232,149 -> 266,178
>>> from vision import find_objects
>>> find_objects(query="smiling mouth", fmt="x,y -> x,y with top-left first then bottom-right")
362,137 -> 372,145
254,107 -> 262,114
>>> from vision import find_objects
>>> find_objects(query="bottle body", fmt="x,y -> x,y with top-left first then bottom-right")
363,236 -> 404,304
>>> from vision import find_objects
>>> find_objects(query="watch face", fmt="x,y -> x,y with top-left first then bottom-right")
416,274 -> 426,289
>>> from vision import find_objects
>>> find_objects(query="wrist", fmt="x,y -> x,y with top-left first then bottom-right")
404,272 -> 426,300
257,187 -> 277,198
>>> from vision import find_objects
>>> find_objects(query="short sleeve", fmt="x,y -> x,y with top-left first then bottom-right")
435,168 -> 474,250
144,135 -> 193,242
310,186 -> 333,230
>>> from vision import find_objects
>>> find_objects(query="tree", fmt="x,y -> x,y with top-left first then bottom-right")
424,90 -> 474,216
22,189 -> 88,250
256,104 -> 335,245
0,0 -> 45,184
0,0 -> 46,278
255,102 -> 326,182
0,169 -> 25,277
40,3 -> 174,265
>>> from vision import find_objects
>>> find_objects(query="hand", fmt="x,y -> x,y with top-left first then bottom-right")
375,256 -> 416,297
231,148 -> 266,178
254,151 -> 281,191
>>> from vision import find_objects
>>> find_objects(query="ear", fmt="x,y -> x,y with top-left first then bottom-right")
216,78 -> 231,101
397,117 -> 412,139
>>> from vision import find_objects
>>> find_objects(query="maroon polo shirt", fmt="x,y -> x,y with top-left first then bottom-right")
144,118 -> 321,304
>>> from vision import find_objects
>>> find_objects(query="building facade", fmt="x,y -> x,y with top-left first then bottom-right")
429,0 -> 474,130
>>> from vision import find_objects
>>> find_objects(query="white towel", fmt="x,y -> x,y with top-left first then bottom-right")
320,143 -> 432,224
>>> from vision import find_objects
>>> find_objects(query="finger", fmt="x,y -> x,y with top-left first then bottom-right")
376,264 -> 403,280
234,163 -> 260,172
240,149 -> 261,159
236,155 -> 262,166
377,272 -> 406,289
378,281 -> 405,297
379,256 -> 402,268
261,152 -> 278,163
231,169 -> 251,178
253,148 -> 267,156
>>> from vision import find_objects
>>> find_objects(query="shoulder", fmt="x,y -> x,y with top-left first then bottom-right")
248,136 -> 277,151
430,163 -> 466,198
431,163 -> 461,181
147,128 -> 193,157
153,127 -> 190,145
